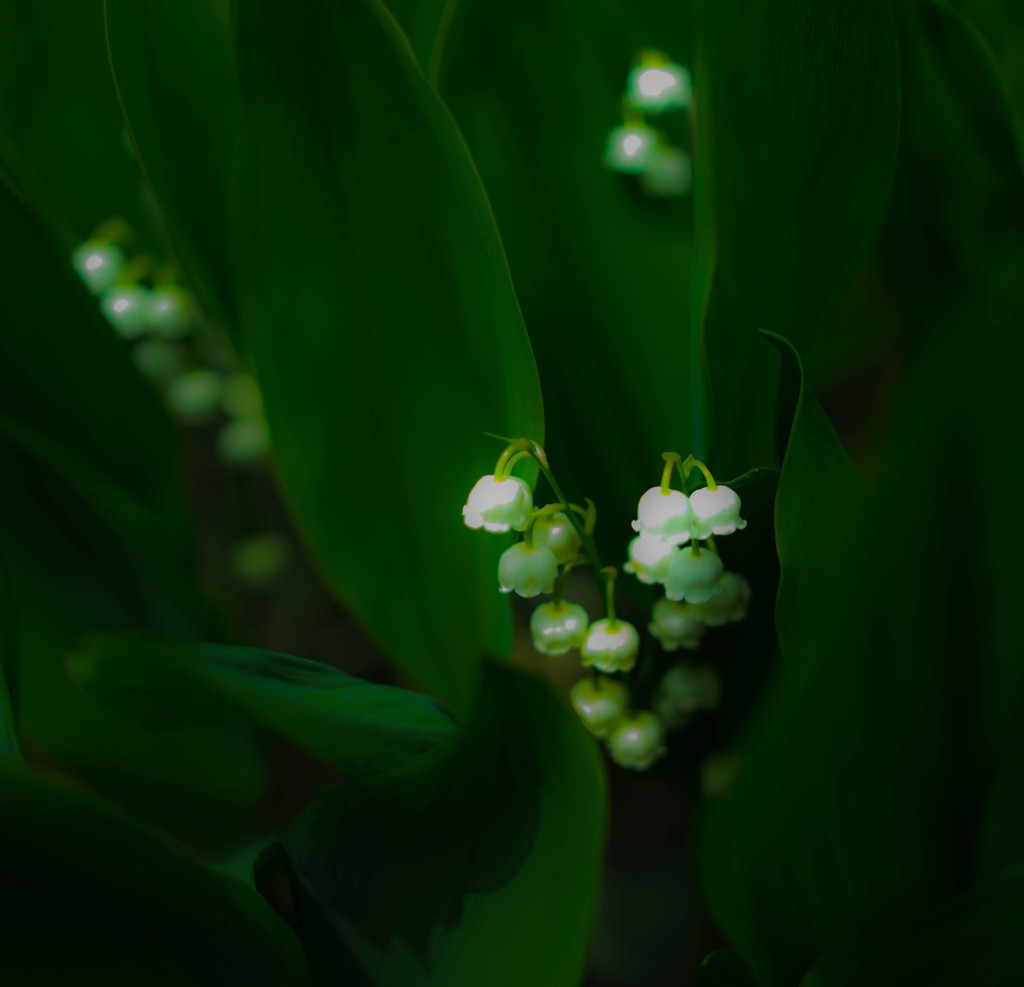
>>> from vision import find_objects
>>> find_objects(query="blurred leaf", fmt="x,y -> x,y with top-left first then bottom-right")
801,863 -> 1024,987
698,950 -> 762,987
233,0 -> 544,716
70,635 -> 457,776
0,0 -> 157,242
0,174 -> 175,507
697,0 -> 901,474
433,0 -> 697,558
280,661 -> 605,987
105,0 -> 239,343
0,763 -> 309,985
0,553 -> 21,760
763,332 -> 863,669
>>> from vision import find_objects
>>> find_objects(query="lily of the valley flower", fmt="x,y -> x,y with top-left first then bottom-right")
623,535 -> 675,584
530,600 -> 589,655
648,596 -> 706,651
570,676 -> 630,737
688,572 -> 751,626
607,711 -> 667,770
580,618 -> 641,673
688,485 -> 746,538
665,545 -> 723,604
531,511 -> 583,563
631,487 -> 692,545
462,475 -> 533,533
498,542 -> 558,598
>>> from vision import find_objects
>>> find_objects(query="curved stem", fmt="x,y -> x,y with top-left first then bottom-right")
552,555 -> 588,607
660,452 -> 681,494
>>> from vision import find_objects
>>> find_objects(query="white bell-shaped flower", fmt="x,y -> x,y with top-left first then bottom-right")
623,535 -> 675,585
148,285 -> 193,339
530,601 -> 589,656
532,512 -> 582,563
631,487 -> 692,545
607,712 -> 666,771
498,542 -> 558,598
648,596 -> 706,651
462,475 -> 533,533
688,573 -> 751,626
640,147 -> 692,199
100,285 -> 152,339
604,125 -> 657,173
570,676 -> 629,737
71,239 -> 126,295
688,485 -> 747,538
665,546 -> 723,604
625,63 -> 692,114
580,618 -> 640,673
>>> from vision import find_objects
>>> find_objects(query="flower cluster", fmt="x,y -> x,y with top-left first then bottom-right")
462,441 -> 751,775
604,49 -> 693,199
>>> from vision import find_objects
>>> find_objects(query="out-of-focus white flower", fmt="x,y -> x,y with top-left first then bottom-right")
689,573 -> 751,626
640,147 -> 692,198
166,369 -> 223,423
648,596 -> 706,651
652,663 -> 721,731
626,63 -> 692,113
665,546 -> 723,604
570,676 -> 630,737
148,286 -> 193,338
462,475 -> 533,533
604,125 -> 657,173
623,535 -> 675,585
497,542 -> 558,598
631,487 -> 692,545
100,285 -> 152,339
688,485 -> 746,538
72,239 -> 125,296
531,511 -> 582,563
607,712 -> 667,770
529,601 -> 589,656
580,618 -> 641,673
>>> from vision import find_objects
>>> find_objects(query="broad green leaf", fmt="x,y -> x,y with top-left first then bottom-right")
105,0 -> 240,342
70,635 -> 457,776
0,553 -> 21,760
0,174 -> 175,507
763,332 -> 863,669
0,763 -> 309,985
432,0 -> 698,559
801,864 -> 1024,986
698,950 -> 762,987
697,0 -> 901,475
281,662 -> 605,987
233,0 -> 544,716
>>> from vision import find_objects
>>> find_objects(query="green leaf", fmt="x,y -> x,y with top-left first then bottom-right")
233,0 -> 544,716
105,0 -> 240,343
697,0 -> 902,474
70,635 -> 457,777
432,0 -> 698,554
0,763 -> 309,985
698,950 -> 762,987
0,553 -> 21,760
0,174 -> 175,508
763,331 -> 863,669
281,662 -> 606,987
800,864 -> 1024,986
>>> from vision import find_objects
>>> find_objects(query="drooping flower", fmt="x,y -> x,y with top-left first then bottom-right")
688,485 -> 746,538
462,475 -> 533,533
531,511 -> 582,563
604,125 -> 657,173
631,487 -> 692,545
648,596 -> 706,651
497,542 -> 558,598
580,618 -> 641,673
623,535 -> 675,585
607,712 -> 667,771
530,600 -> 589,655
664,546 -> 723,604
688,573 -> 751,626
570,676 -> 630,737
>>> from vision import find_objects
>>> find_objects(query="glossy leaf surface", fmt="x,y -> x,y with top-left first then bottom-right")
233,0 -> 544,715
0,763 -> 309,985
282,662 -> 606,987
71,635 -> 457,776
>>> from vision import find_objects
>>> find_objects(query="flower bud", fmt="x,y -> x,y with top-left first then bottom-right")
532,511 -> 582,563
530,600 -> 589,656
570,676 -> 629,736
688,572 -> 751,626
580,618 -> 640,673
71,239 -> 125,295
462,475 -> 533,533
607,712 -> 666,770
665,546 -> 723,604
623,535 -> 675,585
652,663 -> 721,730
498,542 -> 558,598
148,286 -> 193,338
648,596 -> 706,651
604,125 -> 657,173
166,369 -> 223,423
100,285 -> 152,339
640,147 -> 692,198
631,487 -> 692,545
688,485 -> 747,538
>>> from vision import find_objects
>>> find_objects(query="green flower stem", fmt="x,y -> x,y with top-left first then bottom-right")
660,452 -> 681,494
602,566 -> 619,625
494,443 -> 533,480
552,555 -> 588,607
674,455 -> 717,491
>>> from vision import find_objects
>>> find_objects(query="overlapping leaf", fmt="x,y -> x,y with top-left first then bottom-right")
280,662 -> 606,987
0,763 -> 308,985
70,635 -> 456,777
233,0 -> 544,716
